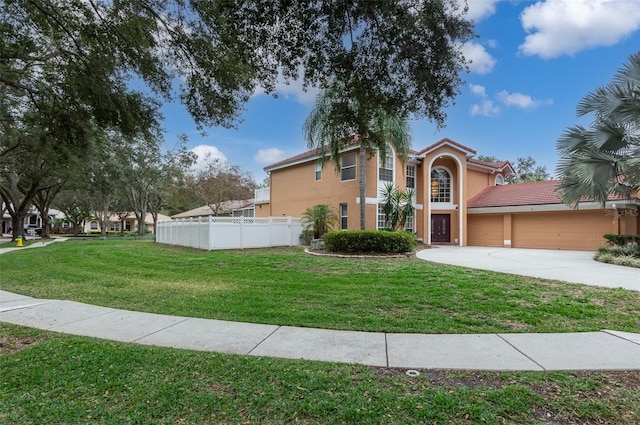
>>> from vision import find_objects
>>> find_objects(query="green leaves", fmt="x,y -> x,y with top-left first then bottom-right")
301,204 -> 339,239
556,52 -> 640,207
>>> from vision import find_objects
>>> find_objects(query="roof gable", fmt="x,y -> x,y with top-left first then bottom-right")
413,138 -> 476,157
467,158 -> 516,174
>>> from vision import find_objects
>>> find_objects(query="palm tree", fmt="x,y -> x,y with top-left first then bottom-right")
556,52 -> 640,207
301,204 -> 338,239
303,79 -> 411,229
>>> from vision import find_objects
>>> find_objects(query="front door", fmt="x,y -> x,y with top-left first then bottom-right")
431,214 -> 451,244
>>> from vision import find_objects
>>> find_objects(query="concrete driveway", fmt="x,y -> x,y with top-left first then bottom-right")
416,246 -> 639,291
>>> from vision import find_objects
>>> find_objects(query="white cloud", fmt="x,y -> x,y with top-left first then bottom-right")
470,84 -> 487,97
471,100 -> 501,116
497,90 -> 553,109
466,0 -> 501,22
253,148 -> 287,165
461,43 -> 497,74
273,78 -> 320,105
519,0 -> 640,59
189,145 -> 228,172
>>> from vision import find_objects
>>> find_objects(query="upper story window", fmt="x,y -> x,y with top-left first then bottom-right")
341,152 -> 356,181
406,165 -> 416,189
378,146 -> 394,182
430,168 -> 451,203
495,174 -> 505,185
315,160 -> 322,181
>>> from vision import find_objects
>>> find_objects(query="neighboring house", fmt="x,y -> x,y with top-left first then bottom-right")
83,212 -> 171,234
1,203 -> 65,235
256,138 -> 640,251
171,199 -> 255,219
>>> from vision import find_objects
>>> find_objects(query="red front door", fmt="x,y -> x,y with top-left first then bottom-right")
431,214 -> 451,244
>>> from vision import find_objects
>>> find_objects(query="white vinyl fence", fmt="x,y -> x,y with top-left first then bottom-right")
156,216 -> 303,250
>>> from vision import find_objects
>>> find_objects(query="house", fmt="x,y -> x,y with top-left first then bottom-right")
1,204 -> 65,236
171,199 -> 255,219
255,138 -> 639,251
83,212 -> 171,234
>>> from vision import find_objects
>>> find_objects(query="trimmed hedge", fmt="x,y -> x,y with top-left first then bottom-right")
323,230 -> 417,254
603,234 -> 640,247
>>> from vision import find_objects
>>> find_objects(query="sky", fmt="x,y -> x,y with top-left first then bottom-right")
161,0 -> 640,182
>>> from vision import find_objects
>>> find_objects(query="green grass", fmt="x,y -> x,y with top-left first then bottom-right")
1,239 -> 638,334
1,324 -> 638,424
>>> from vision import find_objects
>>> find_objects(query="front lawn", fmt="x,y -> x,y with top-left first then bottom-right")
1,324 -> 639,425
1,239 -> 638,334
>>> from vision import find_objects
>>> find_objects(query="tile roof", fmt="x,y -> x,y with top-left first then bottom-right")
264,147 -> 326,171
469,180 -> 563,208
468,180 -> 638,208
467,157 -> 514,172
266,138 -> 478,171
413,138 -> 477,156
171,199 -> 255,218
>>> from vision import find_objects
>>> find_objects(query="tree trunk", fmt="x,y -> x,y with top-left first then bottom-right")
11,213 -> 27,240
41,213 -> 51,238
358,144 -> 367,230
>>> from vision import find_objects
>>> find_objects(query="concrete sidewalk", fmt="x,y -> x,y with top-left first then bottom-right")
1,290 -> 639,371
416,246 -> 640,291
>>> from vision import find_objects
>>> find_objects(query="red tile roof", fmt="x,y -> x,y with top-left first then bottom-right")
414,138 -> 477,156
266,138 -> 479,171
468,180 -> 565,208
264,147 -> 326,171
468,180 -> 638,208
468,157 -> 513,172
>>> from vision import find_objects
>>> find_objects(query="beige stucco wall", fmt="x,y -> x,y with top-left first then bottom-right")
468,210 -> 616,250
267,148 -> 394,231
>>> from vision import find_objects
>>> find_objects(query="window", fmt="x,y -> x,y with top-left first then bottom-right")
90,221 -> 98,230
341,153 -> 356,181
430,168 -> 451,203
110,222 -> 120,231
315,160 -> 322,181
28,215 -> 38,225
495,174 -> 505,185
378,147 -> 394,182
340,203 -> 348,230
377,204 -> 389,230
405,212 -> 414,233
406,165 -> 416,189
62,221 -> 70,229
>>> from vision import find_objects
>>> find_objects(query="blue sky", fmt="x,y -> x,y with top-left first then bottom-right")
161,0 -> 640,182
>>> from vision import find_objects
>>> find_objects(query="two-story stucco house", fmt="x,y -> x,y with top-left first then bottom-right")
255,138 -> 639,251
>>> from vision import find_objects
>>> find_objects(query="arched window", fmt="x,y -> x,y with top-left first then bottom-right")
495,174 -> 505,185
90,221 -> 99,230
430,168 -> 451,203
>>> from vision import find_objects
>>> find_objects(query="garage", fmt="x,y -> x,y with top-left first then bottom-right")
468,214 -> 503,247
511,211 -> 615,250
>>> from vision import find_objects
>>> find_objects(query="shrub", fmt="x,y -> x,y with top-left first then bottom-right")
603,234 -> 640,246
594,246 -> 640,268
323,230 -> 417,254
